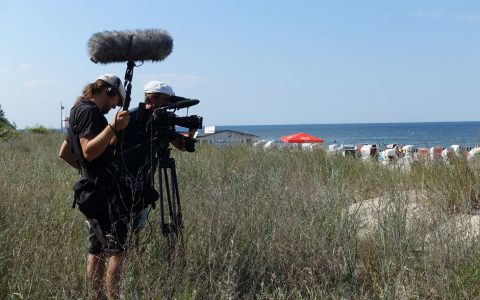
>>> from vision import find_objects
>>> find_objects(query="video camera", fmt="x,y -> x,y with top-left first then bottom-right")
137,97 -> 202,154
137,97 -> 203,131
153,109 -> 203,130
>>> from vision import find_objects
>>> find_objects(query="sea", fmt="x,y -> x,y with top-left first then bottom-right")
209,121 -> 480,148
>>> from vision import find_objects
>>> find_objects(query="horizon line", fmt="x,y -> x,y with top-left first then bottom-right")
213,120 -> 480,127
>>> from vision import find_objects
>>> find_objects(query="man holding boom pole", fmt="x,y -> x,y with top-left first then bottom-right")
60,28 -> 174,299
59,74 -> 130,299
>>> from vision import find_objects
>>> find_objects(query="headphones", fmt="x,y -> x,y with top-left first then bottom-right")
106,77 -> 121,97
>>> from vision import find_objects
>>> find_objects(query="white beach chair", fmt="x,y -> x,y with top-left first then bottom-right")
451,145 -> 462,157
263,140 -> 276,150
382,149 -> 396,160
360,144 -> 375,160
416,147 -> 429,160
403,145 -> 415,158
340,144 -> 355,158
253,140 -> 267,148
328,144 -> 339,155
468,147 -> 480,160
430,146 -> 443,160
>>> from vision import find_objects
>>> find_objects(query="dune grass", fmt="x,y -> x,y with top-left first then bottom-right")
2,132 -> 480,299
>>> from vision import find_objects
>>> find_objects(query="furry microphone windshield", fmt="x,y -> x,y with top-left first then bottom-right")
88,29 -> 173,64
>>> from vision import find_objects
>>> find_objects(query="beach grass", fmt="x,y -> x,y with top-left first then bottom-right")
2,132 -> 480,299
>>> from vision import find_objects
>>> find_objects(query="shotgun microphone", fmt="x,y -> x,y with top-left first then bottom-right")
88,29 -> 173,64
163,99 -> 200,110
170,95 -> 199,103
174,99 -> 200,109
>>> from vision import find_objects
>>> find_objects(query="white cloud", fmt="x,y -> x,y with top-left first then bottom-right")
25,78 -> 51,87
0,64 -> 33,78
413,9 -> 480,22
18,64 -> 32,72
0,65 -> 12,76
140,73 -> 206,88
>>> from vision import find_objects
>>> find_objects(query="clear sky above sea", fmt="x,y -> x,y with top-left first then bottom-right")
1,0 -> 480,129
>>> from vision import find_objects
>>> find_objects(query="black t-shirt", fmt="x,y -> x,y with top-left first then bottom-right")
121,106 -> 183,180
68,99 -> 114,174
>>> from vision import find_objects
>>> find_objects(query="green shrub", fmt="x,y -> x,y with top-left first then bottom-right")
0,105 -> 16,139
0,123 -> 16,139
25,124 -> 50,134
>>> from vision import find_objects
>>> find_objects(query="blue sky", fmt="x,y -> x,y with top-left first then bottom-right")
1,0 -> 480,129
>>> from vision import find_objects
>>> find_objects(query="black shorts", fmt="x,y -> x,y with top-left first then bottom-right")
87,208 -> 147,255
87,215 -> 129,255
79,176 -> 148,254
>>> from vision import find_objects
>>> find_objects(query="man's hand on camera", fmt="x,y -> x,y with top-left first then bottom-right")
188,128 -> 197,139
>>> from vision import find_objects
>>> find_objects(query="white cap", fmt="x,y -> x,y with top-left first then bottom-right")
97,74 -> 126,101
144,81 -> 175,96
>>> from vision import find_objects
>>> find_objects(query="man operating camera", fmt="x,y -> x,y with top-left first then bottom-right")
121,81 -> 197,234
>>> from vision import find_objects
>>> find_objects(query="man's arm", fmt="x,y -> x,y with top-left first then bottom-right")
59,140 -> 80,169
171,129 -> 196,152
80,125 -> 116,161
80,111 -> 129,162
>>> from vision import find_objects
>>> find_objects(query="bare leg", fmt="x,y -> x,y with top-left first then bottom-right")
87,253 -> 106,300
105,253 -> 126,300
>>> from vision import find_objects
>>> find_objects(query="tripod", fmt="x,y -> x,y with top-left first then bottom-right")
153,131 -> 185,261
156,147 -> 183,237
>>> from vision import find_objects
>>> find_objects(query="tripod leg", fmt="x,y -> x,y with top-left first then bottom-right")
156,157 -> 186,262
168,161 -> 185,261
170,160 -> 183,231
158,165 -> 168,236
163,167 -> 176,232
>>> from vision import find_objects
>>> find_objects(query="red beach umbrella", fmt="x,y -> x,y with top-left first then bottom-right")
280,132 -> 325,143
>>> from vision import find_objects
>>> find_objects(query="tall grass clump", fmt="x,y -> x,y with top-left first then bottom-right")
408,158 -> 480,211
2,133 -> 480,298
